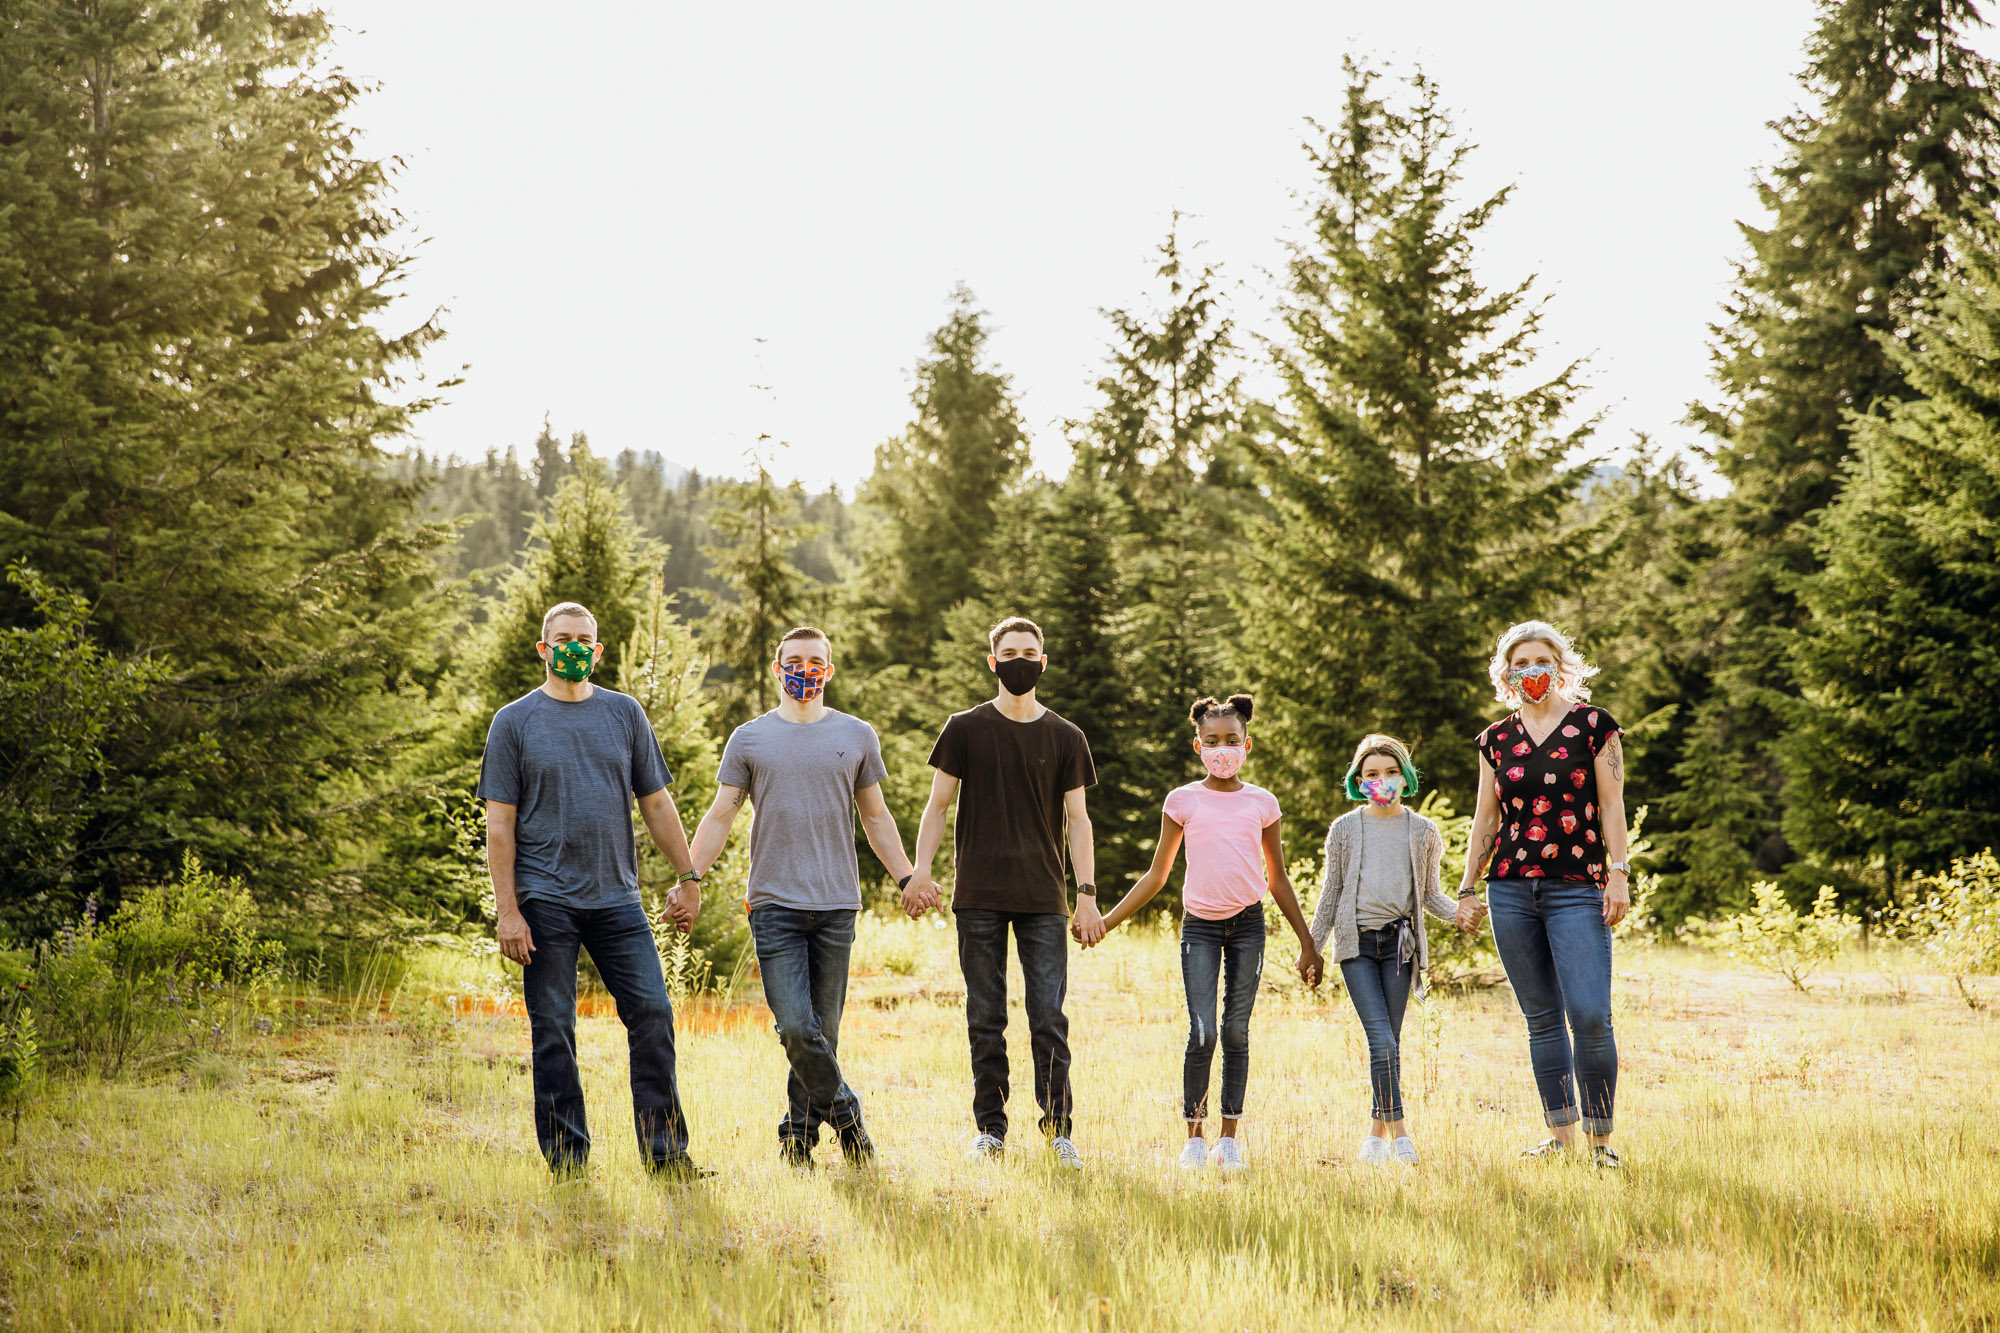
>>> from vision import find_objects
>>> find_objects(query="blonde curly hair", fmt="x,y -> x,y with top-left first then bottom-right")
1487,620 -> 1598,706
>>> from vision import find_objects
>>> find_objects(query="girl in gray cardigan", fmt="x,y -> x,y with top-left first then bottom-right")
1309,734 -> 1464,1166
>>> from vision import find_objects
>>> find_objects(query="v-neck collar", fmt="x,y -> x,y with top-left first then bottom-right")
1514,702 -> 1584,752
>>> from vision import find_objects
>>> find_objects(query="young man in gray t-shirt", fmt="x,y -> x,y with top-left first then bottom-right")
682,626 -> 916,1169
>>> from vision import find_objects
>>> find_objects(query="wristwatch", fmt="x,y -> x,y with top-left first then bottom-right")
897,873 -> 914,890
676,869 -> 703,885
1607,861 -> 1631,875
1077,883 -> 1097,898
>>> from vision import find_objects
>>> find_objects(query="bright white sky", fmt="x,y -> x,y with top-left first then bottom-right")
321,1 -> 1997,492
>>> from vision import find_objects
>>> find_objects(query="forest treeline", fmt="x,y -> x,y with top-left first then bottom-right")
5,1 -> 1999,940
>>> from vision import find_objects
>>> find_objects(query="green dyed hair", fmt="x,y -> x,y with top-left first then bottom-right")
1342,732 -> 1422,802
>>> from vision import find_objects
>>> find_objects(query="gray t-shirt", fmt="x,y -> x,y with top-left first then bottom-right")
717,708 -> 888,911
476,687 -> 672,910
1354,810 -> 1416,931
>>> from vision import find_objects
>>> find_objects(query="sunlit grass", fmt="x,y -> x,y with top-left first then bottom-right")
7,919 -> 1996,1330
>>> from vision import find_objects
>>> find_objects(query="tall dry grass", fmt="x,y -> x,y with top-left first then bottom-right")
5,916 -> 1995,1330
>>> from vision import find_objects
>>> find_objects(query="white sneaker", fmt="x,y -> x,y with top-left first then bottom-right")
1178,1138 -> 1208,1170
1050,1136 -> 1083,1170
1357,1135 -> 1391,1166
1392,1136 -> 1419,1166
965,1133 -> 1004,1160
1212,1136 -> 1247,1171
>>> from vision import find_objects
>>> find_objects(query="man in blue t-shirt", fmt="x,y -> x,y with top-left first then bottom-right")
478,601 -> 709,1180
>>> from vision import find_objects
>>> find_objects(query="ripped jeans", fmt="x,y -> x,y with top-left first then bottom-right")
1180,901 -> 1266,1121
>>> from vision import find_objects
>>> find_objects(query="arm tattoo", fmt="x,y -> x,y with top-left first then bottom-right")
728,790 -> 746,807
1604,735 -> 1624,784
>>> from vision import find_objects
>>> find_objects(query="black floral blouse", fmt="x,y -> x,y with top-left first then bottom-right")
1476,703 -> 1622,884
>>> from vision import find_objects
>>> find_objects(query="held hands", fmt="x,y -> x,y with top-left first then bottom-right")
1295,947 -> 1324,988
662,877 -> 701,935
1602,871 -> 1631,927
496,910 -> 536,967
1071,895 -> 1107,948
1455,894 -> 1489,935
901,873 -> 941,919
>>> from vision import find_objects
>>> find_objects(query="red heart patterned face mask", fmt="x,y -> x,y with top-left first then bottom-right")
1508,663 -> 1558,703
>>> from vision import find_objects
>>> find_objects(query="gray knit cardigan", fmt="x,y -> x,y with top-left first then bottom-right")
1309,808 -> 1460,999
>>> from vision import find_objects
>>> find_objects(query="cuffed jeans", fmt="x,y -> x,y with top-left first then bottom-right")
518,896 -> 690,1171
955,908 -> 1073,1140
1181,901 -> 1265,1121
1340,921 -> 1414,1122
749,905 -> 864,1148
1488,878 -> 1618,1135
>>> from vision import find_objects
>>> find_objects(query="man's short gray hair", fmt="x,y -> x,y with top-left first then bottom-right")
540,602 -> 598,643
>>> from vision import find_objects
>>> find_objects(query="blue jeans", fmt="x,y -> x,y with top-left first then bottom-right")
1488,879 -> 1618,1135
518,896 -> 689,1171
1180,901 -> 1265,1121
748,905 -> 864,1148
955,909 -> 1072,1140
1339,921 -> 1413,1122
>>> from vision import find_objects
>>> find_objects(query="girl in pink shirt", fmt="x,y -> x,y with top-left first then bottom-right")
1090,693 -> 1323,1171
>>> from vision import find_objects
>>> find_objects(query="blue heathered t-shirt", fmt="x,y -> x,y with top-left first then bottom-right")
476,686 -> 672,910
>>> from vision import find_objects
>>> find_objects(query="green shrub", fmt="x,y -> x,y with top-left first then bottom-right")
1899,851 -> 2000,1009
1698,881 -> 1858,991
0,989 -> 40,1143
32,852 -> 283,1076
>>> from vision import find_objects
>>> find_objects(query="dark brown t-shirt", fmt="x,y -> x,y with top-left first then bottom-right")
928,701 -> 1096,914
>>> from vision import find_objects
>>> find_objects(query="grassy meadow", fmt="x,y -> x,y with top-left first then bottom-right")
7,915 -> 1998,1332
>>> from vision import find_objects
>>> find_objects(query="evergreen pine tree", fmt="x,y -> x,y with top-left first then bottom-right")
852,288 -> 1029,670
1781,206 -> 2000,896
0,1 -> 457,899
471,448 -> 659,715
1236,62 -> 1591,836
1649,0 -> 2000,904
1072,223 -> 1250,889
700,448 -> 820,728
1021,447 -> 1145,883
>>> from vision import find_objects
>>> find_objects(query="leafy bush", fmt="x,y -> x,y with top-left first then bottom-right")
1697,881 -> 1859,991
1421,793 -> 1498,983
0,988 -> 39,1142
32,853 -> 283,1076
1899,851 -> 2000,1009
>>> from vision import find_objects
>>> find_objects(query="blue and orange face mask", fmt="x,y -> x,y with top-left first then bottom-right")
780,660 -> 831,703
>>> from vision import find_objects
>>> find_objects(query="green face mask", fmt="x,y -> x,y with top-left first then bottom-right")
547,640 -> 595,683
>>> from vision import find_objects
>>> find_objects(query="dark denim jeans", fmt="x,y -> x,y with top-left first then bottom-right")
748,905 -> 863,1148
518,895 -> 689,1171
1339,921 -> 1414,1122
954,908 -> 1072,1141
1180,901 -> 1266,1121
1488,879 -> 1618,1135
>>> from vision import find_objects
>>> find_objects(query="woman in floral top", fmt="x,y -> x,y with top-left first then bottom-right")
1457,620 -> 1632,1169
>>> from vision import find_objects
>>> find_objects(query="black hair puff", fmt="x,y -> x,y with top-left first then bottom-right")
1189,693 -> 1255,726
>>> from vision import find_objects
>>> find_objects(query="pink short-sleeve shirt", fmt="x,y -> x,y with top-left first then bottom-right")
1162,781 -> 1283,920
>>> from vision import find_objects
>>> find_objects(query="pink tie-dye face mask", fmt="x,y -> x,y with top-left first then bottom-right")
1360,776 -> 1404,807
1199,744 -> 1246,780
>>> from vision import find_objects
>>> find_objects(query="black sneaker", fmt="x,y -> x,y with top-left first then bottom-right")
649,1156 -> 716,1184
779,1139 -> 814,1172
1590,1144 -> 1624,1171
836,1123 -> 876,1167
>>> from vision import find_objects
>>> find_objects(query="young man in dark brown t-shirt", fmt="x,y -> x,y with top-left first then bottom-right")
907,615 -> 1098,1168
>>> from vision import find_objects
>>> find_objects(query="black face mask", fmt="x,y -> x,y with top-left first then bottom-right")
993,656 -> 1045,697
